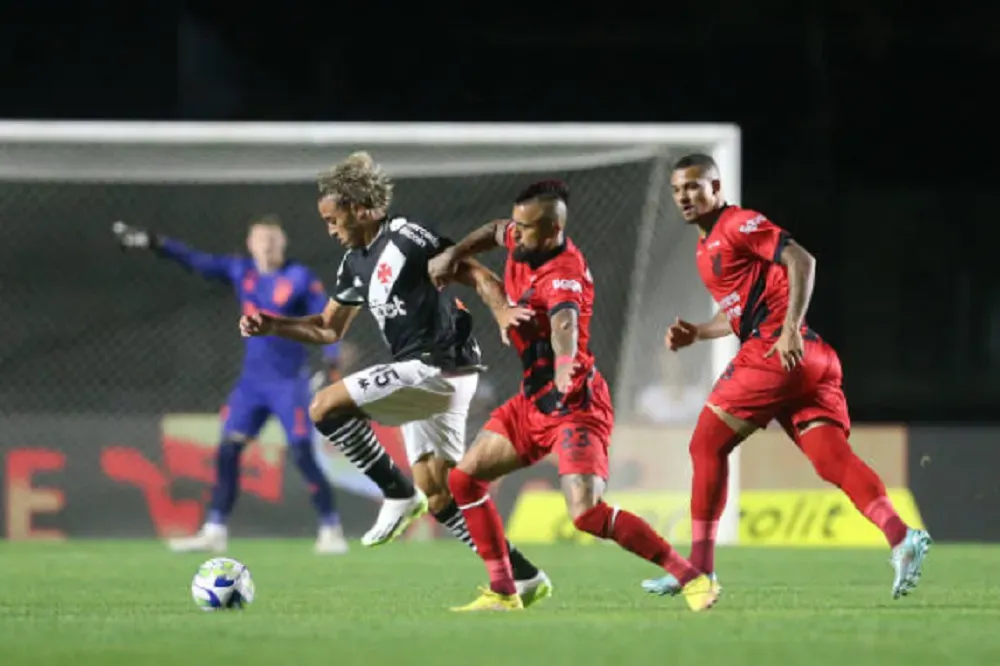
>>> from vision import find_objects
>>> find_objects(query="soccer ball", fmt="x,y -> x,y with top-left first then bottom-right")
190,557 -> 255,611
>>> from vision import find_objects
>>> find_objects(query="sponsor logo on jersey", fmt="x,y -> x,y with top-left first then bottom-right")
370,295 -> 408,321
397,222 -> 440,249
739,214 -> 765,234
551,279 -> 583,293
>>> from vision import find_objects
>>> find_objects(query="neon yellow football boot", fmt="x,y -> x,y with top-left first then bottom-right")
450,587 -> 524,612
681,574 -> 721,612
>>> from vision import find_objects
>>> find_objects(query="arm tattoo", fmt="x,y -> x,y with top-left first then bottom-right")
453,260 -> 507,312
550,308 -> 578,358
450,219 -> 507,262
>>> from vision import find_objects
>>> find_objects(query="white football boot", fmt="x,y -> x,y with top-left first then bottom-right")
515,570 -> 554,608
167,523 -> 228,553
361,491 -> 429,547
314,524 -> 350,554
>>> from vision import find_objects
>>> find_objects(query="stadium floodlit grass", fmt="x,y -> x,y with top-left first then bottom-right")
1,540 -> 997,666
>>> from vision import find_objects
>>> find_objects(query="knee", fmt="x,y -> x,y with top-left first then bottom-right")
308,396 -> 334,424
288,441 -> 316,468
566,493 -> 600,522
571,501 -> 613,538
217,437 -> 244,461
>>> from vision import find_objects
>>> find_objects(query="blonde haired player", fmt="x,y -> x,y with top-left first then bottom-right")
241,152 -> 552,605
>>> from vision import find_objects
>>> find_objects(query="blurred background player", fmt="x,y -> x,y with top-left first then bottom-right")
239,153 -> 550,604
640,154 -> 932,599
112,217 -> 348,555
428,180 -> 717,613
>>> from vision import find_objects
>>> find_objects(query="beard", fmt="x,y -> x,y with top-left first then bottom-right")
512,243 -> 563,266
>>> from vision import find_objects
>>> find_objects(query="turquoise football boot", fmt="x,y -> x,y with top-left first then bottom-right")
891,528 -> 933,599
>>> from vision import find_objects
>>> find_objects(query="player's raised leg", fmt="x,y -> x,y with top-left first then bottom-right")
447,430 -> 530,612
793,418 -> 931,598
273,380 -> 347,554
309,374 -> 427,548
168,382 -> 269,553
556,419 -> 717,612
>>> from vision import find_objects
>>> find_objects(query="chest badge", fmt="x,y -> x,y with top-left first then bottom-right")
377,262 -> 393,285
272,277 -> 293,306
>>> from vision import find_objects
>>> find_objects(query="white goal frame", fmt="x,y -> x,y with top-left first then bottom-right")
0,120 -> 742,544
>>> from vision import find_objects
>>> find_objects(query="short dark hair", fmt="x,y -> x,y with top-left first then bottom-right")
673,153 -> 718,172
515,179 -> 570,205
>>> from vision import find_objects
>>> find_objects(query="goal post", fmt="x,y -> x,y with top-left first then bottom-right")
0,121 -> 741,544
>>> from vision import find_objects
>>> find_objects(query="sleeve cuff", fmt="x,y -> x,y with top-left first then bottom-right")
333,294 -> 364,307
548,301 -> 580,317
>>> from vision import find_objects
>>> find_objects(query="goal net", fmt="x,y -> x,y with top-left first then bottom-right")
0,121 -> 741,543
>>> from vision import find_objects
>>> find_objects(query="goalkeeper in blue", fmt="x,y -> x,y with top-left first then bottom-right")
112,217 -> 349,555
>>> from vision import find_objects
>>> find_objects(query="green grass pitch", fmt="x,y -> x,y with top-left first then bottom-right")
1,540 -> 998,666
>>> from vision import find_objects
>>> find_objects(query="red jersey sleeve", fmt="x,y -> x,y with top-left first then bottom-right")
540,260 -> 587,317
723,211 -> 791,263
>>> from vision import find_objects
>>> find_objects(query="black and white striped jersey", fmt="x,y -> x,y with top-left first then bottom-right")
332,215 -> 483,371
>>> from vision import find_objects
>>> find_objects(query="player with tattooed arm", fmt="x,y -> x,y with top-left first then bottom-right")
429,180 -> 718,612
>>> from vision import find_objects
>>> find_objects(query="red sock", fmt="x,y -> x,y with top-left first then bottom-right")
797,426 -> 909,547
447,467 -> 516,595
574,502 -> 701,585
688,407 -> 742,573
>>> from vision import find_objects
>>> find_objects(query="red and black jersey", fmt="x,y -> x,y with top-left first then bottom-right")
695,205 -> 796,342
502,223 -> 597,414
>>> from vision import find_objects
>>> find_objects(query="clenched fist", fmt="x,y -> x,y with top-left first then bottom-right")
665,317 -> 699,351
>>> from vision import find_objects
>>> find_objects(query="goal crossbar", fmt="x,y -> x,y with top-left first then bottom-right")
0,121 -> 738,147
0,119 -> 744,544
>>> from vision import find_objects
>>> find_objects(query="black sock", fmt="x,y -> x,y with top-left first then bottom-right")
433,499 -> 540,581
316,416 -> 415,500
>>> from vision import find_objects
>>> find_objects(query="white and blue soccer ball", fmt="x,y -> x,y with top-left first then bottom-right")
190,557 -> 255,611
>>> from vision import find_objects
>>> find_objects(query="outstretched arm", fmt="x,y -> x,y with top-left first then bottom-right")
242,299 -> 360,345
449,220 -> 509,262
112,221 -> 234,283
428,220 -> 509,288
156,238 -> 236,283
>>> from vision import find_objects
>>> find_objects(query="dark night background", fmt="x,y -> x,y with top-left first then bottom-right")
0,3 -> 997,543
0,3 -> 995,425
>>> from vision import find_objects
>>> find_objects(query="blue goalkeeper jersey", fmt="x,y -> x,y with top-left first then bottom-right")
158,238 -> 334,381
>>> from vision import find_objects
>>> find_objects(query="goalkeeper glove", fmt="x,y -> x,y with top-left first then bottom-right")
111,221 -> 162,251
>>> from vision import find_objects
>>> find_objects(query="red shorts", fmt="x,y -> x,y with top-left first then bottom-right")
484,371 -> 614,478
707,333 -> 851,434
